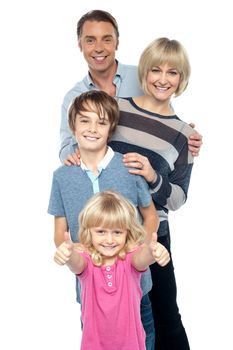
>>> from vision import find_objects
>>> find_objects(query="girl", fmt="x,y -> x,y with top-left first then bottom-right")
54,190 -> 170,350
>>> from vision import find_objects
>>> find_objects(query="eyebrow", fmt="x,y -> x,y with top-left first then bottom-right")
84,34 -> 114,40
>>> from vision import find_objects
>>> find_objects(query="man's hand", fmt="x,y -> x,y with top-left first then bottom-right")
188,123 -> 203,157
64,149 -> 81,166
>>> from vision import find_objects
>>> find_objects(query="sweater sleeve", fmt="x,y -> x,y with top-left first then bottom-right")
149,142 -> 194,211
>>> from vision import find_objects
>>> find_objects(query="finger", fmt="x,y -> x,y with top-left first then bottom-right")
157,254 -> 170,267
72,152 -> 81,165
64,159 -> 72,166
189,122 -> 195,129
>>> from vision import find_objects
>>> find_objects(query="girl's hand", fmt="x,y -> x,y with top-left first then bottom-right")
150,232 -> 170,267
54,232 -> 74,265
64,149 -> 81,166
123,152 -> 157,183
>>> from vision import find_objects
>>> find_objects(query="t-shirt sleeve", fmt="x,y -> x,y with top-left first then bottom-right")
135,175 -> 152,208
47,173 -> 66,216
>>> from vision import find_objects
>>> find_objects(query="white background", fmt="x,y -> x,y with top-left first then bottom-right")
0,1 -> 232,349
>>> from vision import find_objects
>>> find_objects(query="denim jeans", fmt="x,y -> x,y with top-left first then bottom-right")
141,293 -> 155,350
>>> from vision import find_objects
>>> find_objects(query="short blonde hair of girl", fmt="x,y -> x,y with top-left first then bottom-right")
78,191 -> 146,266
138,37 -> 191,97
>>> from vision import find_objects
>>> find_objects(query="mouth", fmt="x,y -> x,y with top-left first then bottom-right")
101,245 -> 117,251
84,135 -> 99,141
155,86 -> 170,92
92,55 -> 108,63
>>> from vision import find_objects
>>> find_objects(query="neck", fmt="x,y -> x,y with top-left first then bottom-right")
79,147 -> 108,173
134,95 -> 174,116
89,61 -> 117,96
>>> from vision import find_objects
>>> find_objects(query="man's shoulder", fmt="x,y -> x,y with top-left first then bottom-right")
62,77 -> 89,106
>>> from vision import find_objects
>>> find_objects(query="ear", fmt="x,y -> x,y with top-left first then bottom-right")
116,39 -> 119,50
78,39 -> 82,52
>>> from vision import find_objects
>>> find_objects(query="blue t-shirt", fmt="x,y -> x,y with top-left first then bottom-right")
48,151 -> 153,298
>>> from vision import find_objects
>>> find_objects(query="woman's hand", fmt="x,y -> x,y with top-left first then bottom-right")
123,152 -> 157,183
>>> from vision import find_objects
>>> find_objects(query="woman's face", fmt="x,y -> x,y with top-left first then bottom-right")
146,63 -> 180,101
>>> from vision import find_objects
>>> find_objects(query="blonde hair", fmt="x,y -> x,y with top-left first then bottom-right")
68,90 -> 119,139
138,37 -> 191,97
78,191 -> 146,266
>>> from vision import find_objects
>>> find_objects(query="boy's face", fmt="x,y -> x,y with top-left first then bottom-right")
74,108 -> 111,153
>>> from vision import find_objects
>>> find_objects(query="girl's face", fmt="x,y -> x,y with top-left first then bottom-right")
90,226 -> 127,264
146,63 -> 180,102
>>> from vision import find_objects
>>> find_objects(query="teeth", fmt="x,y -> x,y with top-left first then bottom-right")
85,136 -> 98,141
156,87 -> 168,91
94,56 -> 105,61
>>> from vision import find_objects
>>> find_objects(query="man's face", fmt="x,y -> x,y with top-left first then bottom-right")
79,21 -> 118,74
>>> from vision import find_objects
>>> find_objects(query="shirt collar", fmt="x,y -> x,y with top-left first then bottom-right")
80,147 -> 114,171
86,60 -> 124,87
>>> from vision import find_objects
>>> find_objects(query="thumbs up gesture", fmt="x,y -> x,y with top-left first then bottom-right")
149,232 -> 170,267
54,231 -> 74,266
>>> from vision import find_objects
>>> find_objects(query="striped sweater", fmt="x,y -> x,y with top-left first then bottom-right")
109,97 -> 194,237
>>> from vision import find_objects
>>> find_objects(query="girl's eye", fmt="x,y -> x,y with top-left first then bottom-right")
169,71 -> 178,75
114,231 -> 123,236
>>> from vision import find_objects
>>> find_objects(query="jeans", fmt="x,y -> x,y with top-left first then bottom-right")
149,233 -> 190,350
141,293 -> 155,350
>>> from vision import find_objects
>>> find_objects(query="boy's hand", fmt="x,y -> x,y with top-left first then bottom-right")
150,232 -> 170,267
54,232 -> 74,265
188,123 -> 203,157
64,149 -> 81,166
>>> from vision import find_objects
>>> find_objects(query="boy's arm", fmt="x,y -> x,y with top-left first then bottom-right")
54,232 -> 86,274
131,233 -> 170,271
54,216 -> 68,247
138,200 -> 159,243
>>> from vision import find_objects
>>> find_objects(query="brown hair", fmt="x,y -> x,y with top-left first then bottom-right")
77,10 -> 119,39
68,90 -> 119,139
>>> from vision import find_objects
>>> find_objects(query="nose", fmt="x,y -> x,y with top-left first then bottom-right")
89,121 -> 97,133
105,233 -> 113,244
159,72 -> 167,85
94,40 -> 104,53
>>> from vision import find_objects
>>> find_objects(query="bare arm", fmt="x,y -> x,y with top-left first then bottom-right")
54,231 -> 86,275
54,216 -> 68,247
138,201 -> 159,243
54,216 -> 85,252
131,232 -> 170,271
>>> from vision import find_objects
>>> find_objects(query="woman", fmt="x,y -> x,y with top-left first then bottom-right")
109,37 -> 194,350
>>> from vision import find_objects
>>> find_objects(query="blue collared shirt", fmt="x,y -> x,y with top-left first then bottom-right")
60,61 -> 143,162
81,147 -> 114,193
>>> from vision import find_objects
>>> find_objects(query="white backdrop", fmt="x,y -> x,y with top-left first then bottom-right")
0,1 -> 232,349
